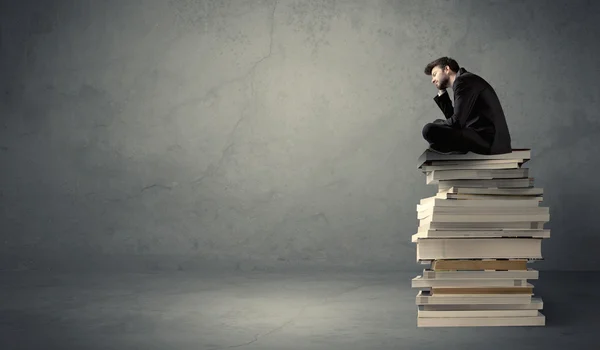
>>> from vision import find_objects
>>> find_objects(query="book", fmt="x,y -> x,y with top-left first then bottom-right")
426,168 -> 529,184
421,268 -> 539,279
417,313 -> 545,327
412,276 -> 530,288
443,186 -> 543,196
416,238 -> 543,261
418,197 -> 541,208
417,307 -> 540,318
417,148 -> 531,167
419,297 -> 543,311
421,161 -> 522,171
438,178 -> 534,191
417,206 -> 550,221
412,229 -> 550,241
419,211 -> 550,223
431,285 -> 534,294
430,259 -> 529,271
439,193 -> 543,201
418,221 -> 546,232
416,290 -> 532,305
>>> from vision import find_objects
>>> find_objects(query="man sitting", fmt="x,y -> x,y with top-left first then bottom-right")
422,57 -> 512,155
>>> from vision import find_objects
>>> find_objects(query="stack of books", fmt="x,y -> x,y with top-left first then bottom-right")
412,148 -> 549,327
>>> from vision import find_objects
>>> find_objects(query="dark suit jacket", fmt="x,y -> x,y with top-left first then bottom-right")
433,67 -> 512,154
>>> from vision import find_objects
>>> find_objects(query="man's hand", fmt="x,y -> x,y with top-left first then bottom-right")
437,89 -> 447,96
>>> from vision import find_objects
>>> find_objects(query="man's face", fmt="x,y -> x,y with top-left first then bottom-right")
431,65 -> 449,90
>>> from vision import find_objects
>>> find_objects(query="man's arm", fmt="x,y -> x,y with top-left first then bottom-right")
447,78 -> 480,129
433,90 -> 454,119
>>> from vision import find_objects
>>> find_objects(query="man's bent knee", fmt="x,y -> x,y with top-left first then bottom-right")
422,123 -> 435,142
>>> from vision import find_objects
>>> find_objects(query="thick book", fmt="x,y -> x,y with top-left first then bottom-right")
419,297 -> 543,310
417,206 -> 549,221
421,161 -> 522,172
437,178 -> 534,190
418,210 -> 550,223
440,193 -> 543,201
417,307 -> 540,318
422,268 -> 539,279
418,221 -> 546,231
419,196 -> 541,208
442,187 -> 543,196
412,276 -> 529,288
412,229 -> 550,241
431,284 -> 534,294
415,290 -> 532,305
418,148 -> 531,167
417,313 -> 545,327
416,238 -> 543,261
426,168 -> 529,184
431,259 -> 529,271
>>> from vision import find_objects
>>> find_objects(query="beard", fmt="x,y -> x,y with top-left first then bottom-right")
438,75 -> 450,90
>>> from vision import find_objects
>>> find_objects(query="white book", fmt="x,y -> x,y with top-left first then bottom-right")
417,312 -> 545,327
418,149 -> 531,167
420,297 -> 543,311
418,212 -> 550,224
418,221 -> 545,232
422,269 -> 539,280
417,205 -> 550,222
416,290 -> 532,305
412,275 -> 529,288
419,211 -> 550,223
417,307 -> 539,318
418,206 -> 547,214
418,197 -> 541,208
412,229 -> 550,241
416,238 -> 543,260
421,161 -> 521,171
443,187 -> 543,196
428,159 -> 526,166
442,193 -> 543,201
426,168 -> 529,184
438,178 -> 534,190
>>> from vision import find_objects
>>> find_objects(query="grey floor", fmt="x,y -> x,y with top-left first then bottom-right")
1,270 -> 598,350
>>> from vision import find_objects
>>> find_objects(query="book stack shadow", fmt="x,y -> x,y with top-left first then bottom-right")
412,148 -> 549,327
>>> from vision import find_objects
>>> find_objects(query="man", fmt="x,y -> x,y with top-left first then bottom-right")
421,57 -> 512,155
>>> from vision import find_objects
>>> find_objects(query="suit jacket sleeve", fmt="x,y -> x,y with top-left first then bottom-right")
433,91 -> 454,119
448,78 -> 480,129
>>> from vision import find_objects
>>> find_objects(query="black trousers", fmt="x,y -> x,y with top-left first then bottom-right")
422,119 -> 493,154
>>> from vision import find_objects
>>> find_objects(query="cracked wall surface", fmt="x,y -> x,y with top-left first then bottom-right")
1,0 -> 599,271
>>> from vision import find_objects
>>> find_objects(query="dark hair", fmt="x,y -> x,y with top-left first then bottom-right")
424,57 -> 459,75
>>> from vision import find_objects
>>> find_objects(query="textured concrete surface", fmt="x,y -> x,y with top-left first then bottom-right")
1,0 -> 600,272
1,270 -> 599,350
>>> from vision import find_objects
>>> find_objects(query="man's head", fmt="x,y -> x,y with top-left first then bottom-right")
424,57 -> 460,90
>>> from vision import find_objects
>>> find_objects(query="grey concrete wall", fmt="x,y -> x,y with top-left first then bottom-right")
1,0 -> 599,272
